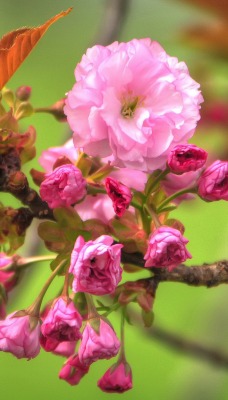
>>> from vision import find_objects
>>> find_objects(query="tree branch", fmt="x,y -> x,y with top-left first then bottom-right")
94,0 -> 131,45
121,250 -> 228,288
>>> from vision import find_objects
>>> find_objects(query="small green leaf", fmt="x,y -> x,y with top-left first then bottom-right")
141,309 -> 154,328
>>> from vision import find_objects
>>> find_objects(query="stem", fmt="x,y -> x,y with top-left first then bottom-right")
87,183 -> 106,195
119,306 -> 127,362
26,261 -> 64,317
61,270 -> 70,297
84,293 -> 99,319
16,255 -> 56,268
146,168 -> 169,196
157,187 -> 197,213
144,204 -> 161,228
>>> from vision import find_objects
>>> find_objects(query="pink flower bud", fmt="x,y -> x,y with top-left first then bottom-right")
98,361 -> 133,393
0,253 -> 17,291
0,311 -> 40,359
105,177 -> 132,217
144,226 -> 192,271
78,318 -> 120,366
197,160 -> 228,201
15,86 -> 32,101
59,353 -> 89,385
167,144 -> 207,174
53,341 -> 76,358
69,235 -> 123,295
40,164 -> 87,209
40,297 -> 82,352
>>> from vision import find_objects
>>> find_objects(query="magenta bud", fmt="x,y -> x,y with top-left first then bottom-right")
16,86 -> 32,101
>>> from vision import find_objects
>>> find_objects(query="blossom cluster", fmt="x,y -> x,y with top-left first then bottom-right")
0,37 -> 227,394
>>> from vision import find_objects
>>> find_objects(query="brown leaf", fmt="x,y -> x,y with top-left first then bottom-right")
0,7 -> 72,90
180,0 -> 228,20
182,21 -> 228,58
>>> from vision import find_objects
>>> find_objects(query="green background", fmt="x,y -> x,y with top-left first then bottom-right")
0,1 -> 228,399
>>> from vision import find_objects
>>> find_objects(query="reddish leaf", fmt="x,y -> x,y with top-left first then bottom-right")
180,0 -> 228,20
0,7 -> 72,90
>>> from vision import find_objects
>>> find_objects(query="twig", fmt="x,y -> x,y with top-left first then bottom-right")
121,250 -> 228,288
94,0 -> 131,45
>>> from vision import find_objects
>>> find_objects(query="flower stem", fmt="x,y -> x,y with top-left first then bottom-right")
143,204 -> 161,228
119,306 -> 127,362
26,261 -> 64,317
84,293 -> 99,319
157,186 -> 197,213
16,255 -> 56,269
146,168 -> 169,196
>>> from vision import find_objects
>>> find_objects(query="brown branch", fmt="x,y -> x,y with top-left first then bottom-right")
121,250 -> 228,288
94,0 -> 131,46
132,314 -> 228,369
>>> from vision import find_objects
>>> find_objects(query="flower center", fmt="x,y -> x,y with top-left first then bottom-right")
121,96 -> 139,118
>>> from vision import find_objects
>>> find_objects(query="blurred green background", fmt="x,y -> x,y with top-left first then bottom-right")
0,1 -> 228,399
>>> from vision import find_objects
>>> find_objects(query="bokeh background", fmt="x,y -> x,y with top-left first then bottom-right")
0,1 -> 228,399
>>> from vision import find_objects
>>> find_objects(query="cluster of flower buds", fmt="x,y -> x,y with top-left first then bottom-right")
0,37 -> 227,394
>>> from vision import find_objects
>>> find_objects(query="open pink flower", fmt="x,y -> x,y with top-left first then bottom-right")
40,164 -> 87,209
69,235 -> 123,295
0,311 -> 40,359
59,353 -> 89,385
105,177 -> 132,217
144,226 -> 192,271
40,297 -> 82,352
198,160 -> 228,201
98,361 -> 133,393
167,144 -> 207,174
78,318 -> 120,366
65,39 -> 203,172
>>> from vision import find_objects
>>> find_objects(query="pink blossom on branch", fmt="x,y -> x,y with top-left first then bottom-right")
144,226 -> 192,271
98,361 -> 133,393
69,235 -> 123,295
167,144 -> 207,174
40,164 -> 87,209
0,312 -> 40,359
40,297 -> 82,352
197,160 -> 228,201
78,318 -> 120,366
65,39 -> 203,172
59,353 -> 89,385
0,253 -> 16,291
105,177 -> 132,217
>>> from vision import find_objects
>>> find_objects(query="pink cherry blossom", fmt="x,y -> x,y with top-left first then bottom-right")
197,160 -> 228,201
167,144 -> 207,174
40,164 -> 87,209
0,253 -> 16,291
0,312 -> 40,359
65,39 -> 203,172
98,361 -> 133,393
59,353 -> 89,385
144,226 -> 192,271
69,235 -> 123,295
105,177 -> 132,217
53,341 -> 76,357
40,297 -> 82,352
78,318 -> 120,366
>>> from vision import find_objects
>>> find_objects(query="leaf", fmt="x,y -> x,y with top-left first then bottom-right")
180,0 -> 228,20
0,7 -> 72,90
141,309 -> 154,328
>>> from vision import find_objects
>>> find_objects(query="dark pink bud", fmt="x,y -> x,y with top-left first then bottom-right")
198,160 -> 228,201
40,164 -> 87,209
144,226 -> 192,271
40,297 -> 82,352
78,318 -> 120,366
98,361 -> 133,393
59,353 -> 89,385
167,144 -> 207,174
0,253 -> 16,291
105,177 -> 132,217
